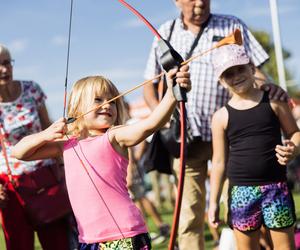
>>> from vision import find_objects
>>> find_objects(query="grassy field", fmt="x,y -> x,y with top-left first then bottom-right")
1,192 -> 300,249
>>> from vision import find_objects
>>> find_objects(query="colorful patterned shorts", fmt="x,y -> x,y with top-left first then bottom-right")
79,233 -> 151,250
228,182 -> 296,231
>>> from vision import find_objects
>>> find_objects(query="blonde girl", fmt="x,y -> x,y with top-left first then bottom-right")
12,65 -> 190,250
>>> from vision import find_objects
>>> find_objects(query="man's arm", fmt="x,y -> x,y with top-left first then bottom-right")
255,67 -> 289,102
237,19 -> 288,102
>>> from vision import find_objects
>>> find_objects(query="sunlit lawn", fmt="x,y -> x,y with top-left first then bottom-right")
1,192 -> 300,249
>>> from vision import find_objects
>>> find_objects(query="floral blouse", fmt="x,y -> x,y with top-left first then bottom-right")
0,81 -> 54,176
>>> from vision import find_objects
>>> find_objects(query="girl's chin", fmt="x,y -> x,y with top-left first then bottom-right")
95,124 -> 110,129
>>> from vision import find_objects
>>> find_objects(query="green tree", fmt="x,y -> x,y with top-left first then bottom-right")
252,30 -> 300,97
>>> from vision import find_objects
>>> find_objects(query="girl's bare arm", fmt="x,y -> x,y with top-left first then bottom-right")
271,100 -> 300,165
209,107 -> 228,228
11,118 -> 66,161
111,65 -> 190,148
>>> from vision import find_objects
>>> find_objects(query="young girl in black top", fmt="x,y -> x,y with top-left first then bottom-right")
208,44 -> 299,250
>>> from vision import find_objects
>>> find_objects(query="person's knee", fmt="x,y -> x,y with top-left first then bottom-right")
179,210 -> 205,234
269,226 -> 296,250
233,229 -> 261,250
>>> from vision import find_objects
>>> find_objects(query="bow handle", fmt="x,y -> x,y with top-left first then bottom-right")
158,39 -> 187,102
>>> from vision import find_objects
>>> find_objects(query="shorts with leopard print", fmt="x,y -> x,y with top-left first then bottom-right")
228,182 -> 296,231
79,233 -> 151,250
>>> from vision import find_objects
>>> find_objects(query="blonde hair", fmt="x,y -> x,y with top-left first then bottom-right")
0,44 -> 12,60
67,76 -> 127,137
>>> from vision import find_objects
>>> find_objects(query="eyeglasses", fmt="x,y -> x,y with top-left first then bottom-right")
0,59 -> 15,67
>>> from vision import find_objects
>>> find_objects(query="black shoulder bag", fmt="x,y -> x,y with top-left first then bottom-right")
144,17 -> 211,173
159,16 -> 211,158
143,20 -> 176,174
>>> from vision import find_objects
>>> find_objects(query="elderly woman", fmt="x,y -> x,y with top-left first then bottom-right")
0,44 -> 71,250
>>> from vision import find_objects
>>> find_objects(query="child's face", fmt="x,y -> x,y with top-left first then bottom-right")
84,94 -> 117,135
219,63 -> 255,94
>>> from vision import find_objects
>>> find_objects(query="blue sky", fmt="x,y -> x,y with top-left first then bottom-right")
1,0 -> 299,119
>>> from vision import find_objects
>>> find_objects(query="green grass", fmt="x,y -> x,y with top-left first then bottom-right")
1,192 -> 300,249
145,209 -> 217,250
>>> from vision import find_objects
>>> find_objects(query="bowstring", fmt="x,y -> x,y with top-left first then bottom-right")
63,0 -> 73,118
62,0 -> 125,238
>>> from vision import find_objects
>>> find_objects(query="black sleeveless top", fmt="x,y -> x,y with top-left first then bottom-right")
225,91 -> 286,185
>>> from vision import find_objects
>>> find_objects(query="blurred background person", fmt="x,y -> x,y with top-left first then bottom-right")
0,44 -> 72,250
127,144 -> 170,245
126,102 -> 171,245
143,0 -> 274,248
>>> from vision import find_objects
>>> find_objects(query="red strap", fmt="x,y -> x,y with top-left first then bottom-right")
0,125 -> 14,184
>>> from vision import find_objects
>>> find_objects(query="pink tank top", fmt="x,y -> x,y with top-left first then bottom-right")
63,133 -> 147,243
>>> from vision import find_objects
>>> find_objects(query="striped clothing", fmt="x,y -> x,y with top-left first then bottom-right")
144,14 -> 269,141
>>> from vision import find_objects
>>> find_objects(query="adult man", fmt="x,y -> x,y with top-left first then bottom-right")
144,0 -> 278,249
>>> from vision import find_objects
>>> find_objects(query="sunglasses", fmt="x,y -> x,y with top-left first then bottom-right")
0,59 -> 15,67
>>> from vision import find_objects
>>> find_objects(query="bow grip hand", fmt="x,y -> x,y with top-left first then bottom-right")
158,39 -> 187,102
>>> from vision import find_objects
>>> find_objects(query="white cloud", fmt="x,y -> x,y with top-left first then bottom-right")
120,8 -> 178,29
69,67 -> 142,83
42,68 -> 145,119
244,7 -> 269,18
241,3 -> 298,18
51,35 -> 67,46
14,65 -> 41,78
278,5 -> 299,15
8,39 -> 28,53
122,18 -> 144,28
100,68 -> 141,81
